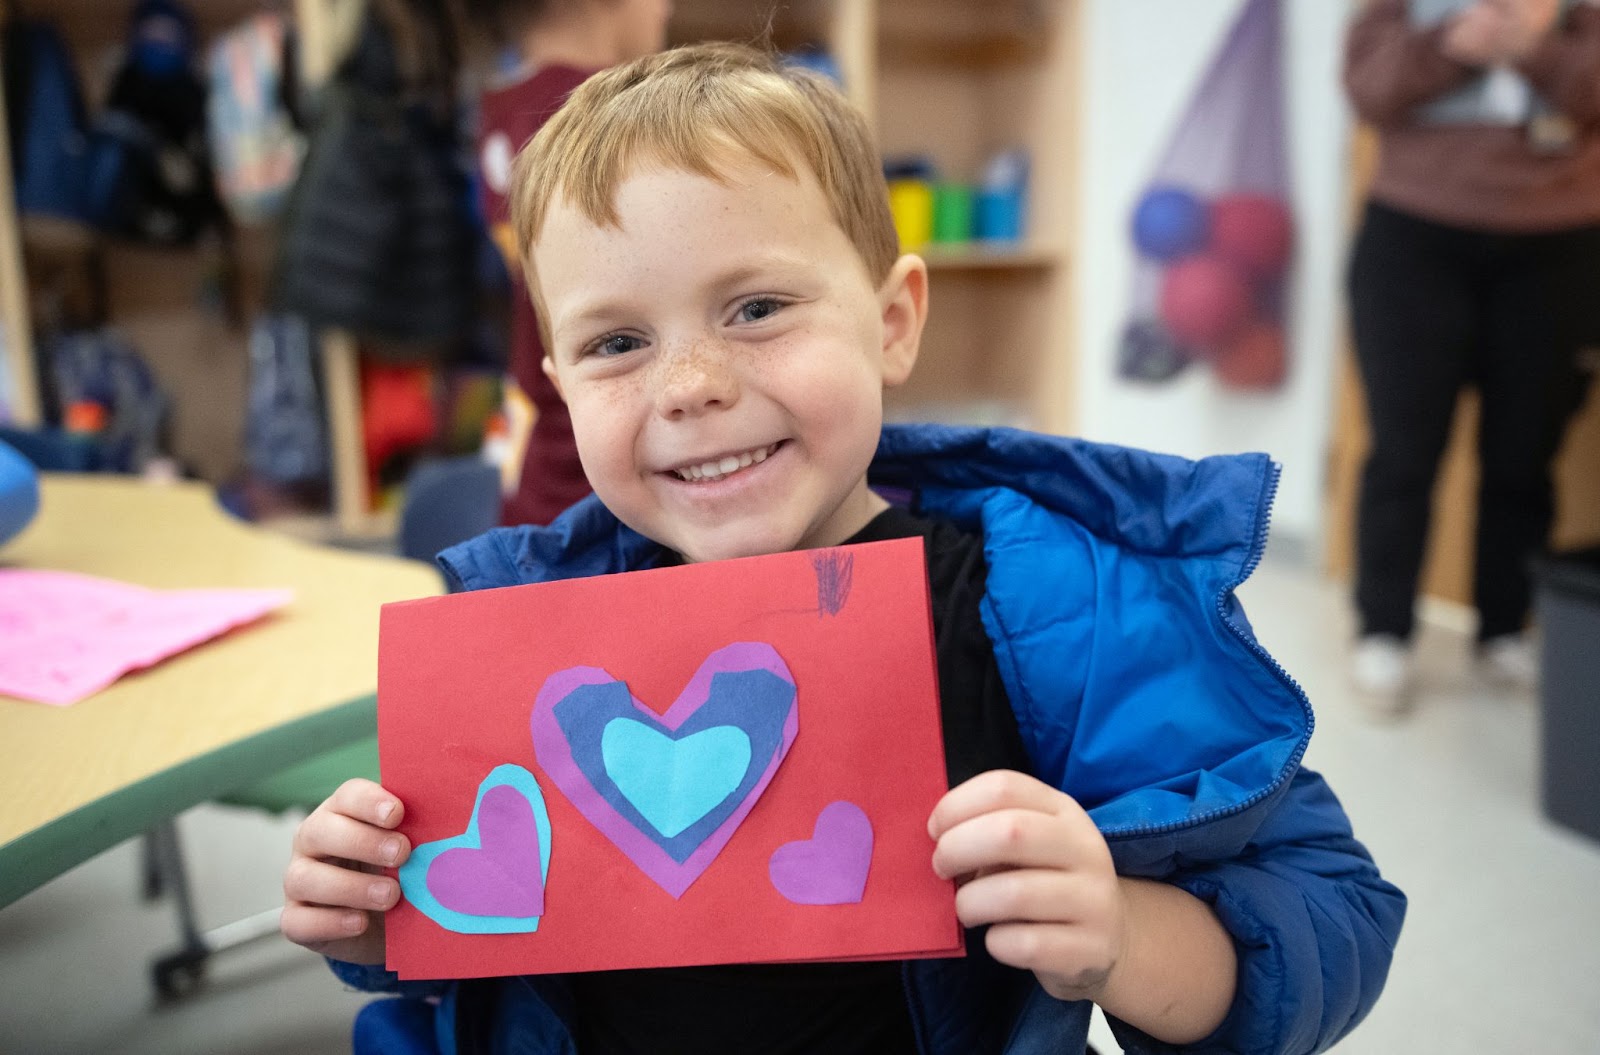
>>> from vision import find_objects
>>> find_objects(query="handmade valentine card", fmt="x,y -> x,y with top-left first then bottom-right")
378,537 -> 962,980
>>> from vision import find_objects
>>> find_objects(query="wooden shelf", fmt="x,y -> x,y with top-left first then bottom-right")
919,243 -> 1061,271
879,0 -> 1054,68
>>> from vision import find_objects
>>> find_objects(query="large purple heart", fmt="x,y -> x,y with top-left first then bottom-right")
530,642 -> 798,898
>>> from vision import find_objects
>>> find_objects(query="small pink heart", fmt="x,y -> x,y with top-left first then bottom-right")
426,784 -> 545,917
769,801 -> 873,906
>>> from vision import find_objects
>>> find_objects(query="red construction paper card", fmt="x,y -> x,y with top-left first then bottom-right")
378,537 -> 963,981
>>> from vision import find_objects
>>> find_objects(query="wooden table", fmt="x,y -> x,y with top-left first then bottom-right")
0,475 -> 441,907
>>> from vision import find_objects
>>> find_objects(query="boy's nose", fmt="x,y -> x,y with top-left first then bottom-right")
653,341 -> 740,419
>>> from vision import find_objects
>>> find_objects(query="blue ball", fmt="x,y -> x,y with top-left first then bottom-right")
0,440 -> 40,549
1132,186 -> 1211,262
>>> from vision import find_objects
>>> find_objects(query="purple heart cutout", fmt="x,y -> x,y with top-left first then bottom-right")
530,642 -> 798,899
426,784 -> 546,917
769,800 -> 874,906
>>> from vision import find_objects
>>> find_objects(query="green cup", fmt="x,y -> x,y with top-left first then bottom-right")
932,183 -> 975,243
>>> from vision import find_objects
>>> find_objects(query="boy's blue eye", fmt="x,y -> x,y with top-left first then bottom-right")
737,298 -> 783,324
594,334 -> 644,357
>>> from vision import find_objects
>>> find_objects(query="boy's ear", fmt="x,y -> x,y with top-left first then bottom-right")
541,356 -> 566,401
878,254 -> 928,388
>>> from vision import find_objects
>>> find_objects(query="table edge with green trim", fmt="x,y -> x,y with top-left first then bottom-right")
0,694 -> 377,908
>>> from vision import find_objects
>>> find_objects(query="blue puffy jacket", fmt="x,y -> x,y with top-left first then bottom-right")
336,424 -> 1405,1055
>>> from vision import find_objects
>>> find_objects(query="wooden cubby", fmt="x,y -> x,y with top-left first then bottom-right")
0,0 -> 1082,538
0,0 -> 291,483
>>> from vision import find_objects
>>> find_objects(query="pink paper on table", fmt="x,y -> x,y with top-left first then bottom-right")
0,569 -> 292,706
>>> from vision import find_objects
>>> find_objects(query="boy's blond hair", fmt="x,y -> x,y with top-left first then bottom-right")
508,42 -> 899,288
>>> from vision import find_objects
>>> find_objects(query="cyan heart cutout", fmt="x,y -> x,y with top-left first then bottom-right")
602,720 -> 753,839
398,764 -> 552,934
530,642 -> 798,898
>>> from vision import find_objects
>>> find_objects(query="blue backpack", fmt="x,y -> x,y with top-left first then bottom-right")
82,0 -> 224,245
2,18 -> 91,221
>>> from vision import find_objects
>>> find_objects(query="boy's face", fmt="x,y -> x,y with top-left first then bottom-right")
534,159 -> 925,563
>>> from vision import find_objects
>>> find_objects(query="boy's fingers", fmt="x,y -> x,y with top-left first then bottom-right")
280,902 -> 371,948
329,779 -> 405,829
953,867 -> 1086,930
931,808 -> 1082,880
284,857 -> 402,912
294,810 -> 410,869
927,770 -> 1079,840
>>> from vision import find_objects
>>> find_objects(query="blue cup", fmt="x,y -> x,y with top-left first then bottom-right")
974,188 -> 1025,242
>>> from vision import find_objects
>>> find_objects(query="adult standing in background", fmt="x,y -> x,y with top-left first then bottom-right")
1343,0 -> 1600,717
466,0 -> 672,528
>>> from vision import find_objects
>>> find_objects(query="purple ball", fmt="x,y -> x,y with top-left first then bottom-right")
1132,186 -> 1211,262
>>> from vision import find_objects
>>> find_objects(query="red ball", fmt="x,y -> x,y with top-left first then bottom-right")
1211,194 -> 1294,279
1159,256 -> 1254,349
1215,320 -> 1287,389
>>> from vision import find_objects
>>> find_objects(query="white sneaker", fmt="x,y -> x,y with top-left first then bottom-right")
1479,634 -> 1539,693
1350,634 -> 1414,721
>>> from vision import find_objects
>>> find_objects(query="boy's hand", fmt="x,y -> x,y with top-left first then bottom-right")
281,778 -> 410,966
928,770 -> 1127,1002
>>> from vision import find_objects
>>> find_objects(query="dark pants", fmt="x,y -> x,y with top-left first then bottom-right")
1348,202 -> 1599,642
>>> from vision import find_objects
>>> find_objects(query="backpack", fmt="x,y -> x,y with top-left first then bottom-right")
242,313 -> 328,485
47,329 -> 169,473
206,12 -> 304,225
82,0 -> 224,245
2,18 -> 91,222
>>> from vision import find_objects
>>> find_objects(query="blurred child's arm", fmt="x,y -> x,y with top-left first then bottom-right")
929,770 -> 1237,1046
281,778 -> 410,968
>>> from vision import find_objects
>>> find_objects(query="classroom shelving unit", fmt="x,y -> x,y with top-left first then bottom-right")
672,0 -> 1082,433
0,0 -> 1082,538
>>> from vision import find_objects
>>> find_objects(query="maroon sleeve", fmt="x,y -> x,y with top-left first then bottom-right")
1344,0 -> 1478,127
1518,5 -> 1600,126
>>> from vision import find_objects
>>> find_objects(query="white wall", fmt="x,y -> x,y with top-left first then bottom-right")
1075,0 -> 1354,548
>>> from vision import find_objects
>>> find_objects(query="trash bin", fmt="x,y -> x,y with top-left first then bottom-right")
1535,548 -> 1600,844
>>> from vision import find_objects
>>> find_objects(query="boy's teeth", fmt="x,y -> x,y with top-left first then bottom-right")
675,443 -> 777,482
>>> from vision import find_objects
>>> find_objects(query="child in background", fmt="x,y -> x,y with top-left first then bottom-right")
465,0 -> 671,526
284,44 -> 1405,1055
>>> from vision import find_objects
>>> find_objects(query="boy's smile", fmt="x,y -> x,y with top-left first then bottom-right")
533,159 -> 927,563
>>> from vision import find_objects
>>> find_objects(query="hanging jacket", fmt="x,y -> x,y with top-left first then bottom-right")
271,8 -> 472,350
335,423 -> 1406,1055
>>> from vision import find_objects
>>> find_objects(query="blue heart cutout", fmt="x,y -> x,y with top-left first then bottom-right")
601,720 -> 752,838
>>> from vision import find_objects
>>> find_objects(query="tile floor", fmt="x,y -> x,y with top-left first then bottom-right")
2,557 -> 1598,1054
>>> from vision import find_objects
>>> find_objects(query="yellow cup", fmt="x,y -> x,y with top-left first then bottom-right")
887,179 -> 935,251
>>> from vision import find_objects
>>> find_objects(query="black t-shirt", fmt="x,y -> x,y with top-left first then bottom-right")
554,507 -> 1032,1055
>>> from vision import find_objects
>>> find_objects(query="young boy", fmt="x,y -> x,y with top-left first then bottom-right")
283,43 -> 1405,1055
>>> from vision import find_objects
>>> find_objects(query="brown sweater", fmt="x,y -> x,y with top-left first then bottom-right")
1345,0 -> 1600,232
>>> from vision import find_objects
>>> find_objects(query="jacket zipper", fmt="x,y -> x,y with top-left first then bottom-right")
1103,459 -> 1315,842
